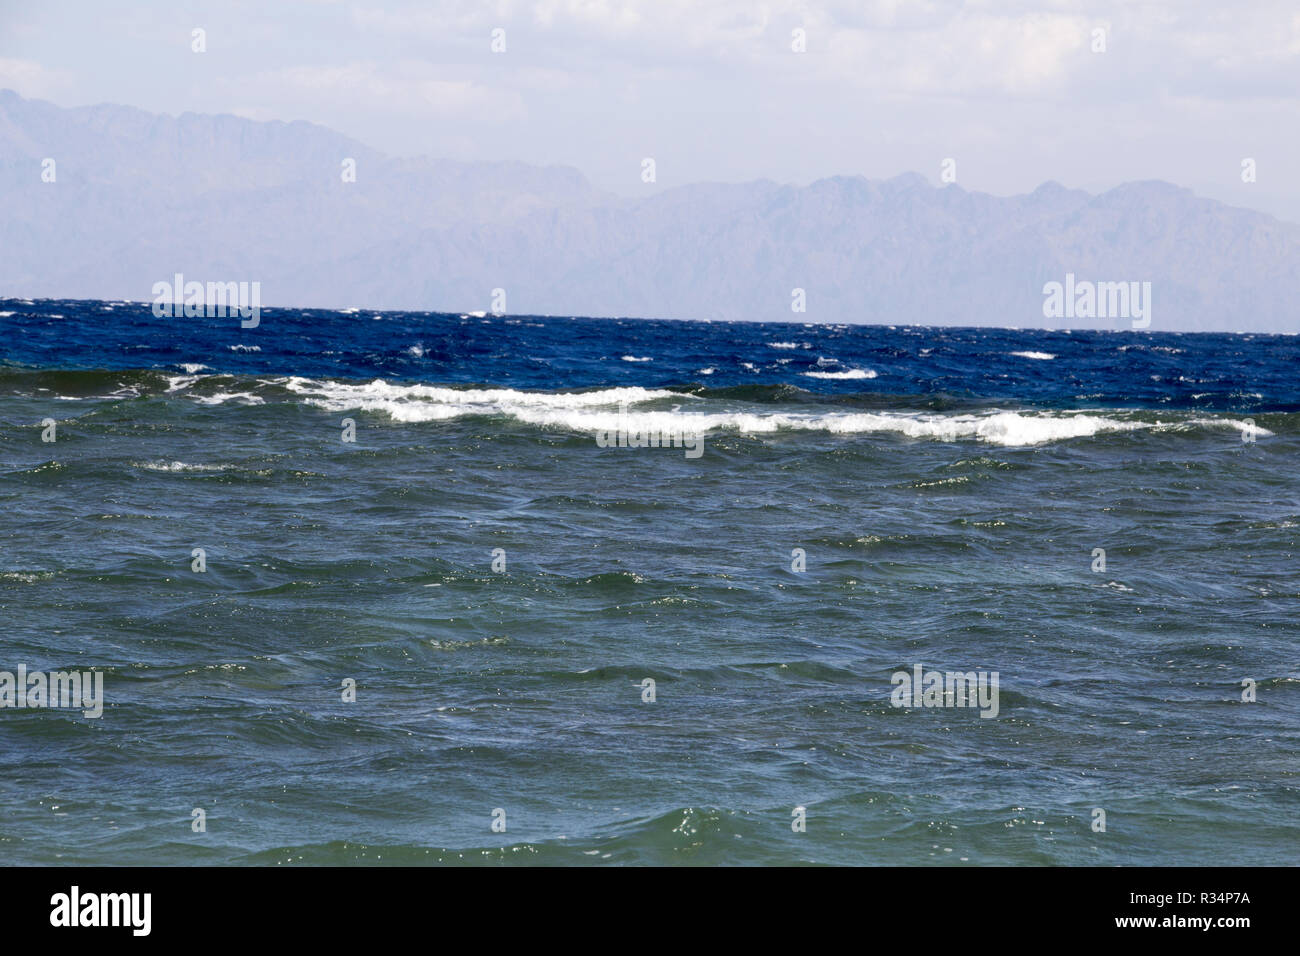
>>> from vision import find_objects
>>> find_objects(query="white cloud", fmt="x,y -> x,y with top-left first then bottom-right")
223,60 -> 525,121
821,12 -> 1091,97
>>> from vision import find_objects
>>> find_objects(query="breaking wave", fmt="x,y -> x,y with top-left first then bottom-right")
264,377 -> 1272,447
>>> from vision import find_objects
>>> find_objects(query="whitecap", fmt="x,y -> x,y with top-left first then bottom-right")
265,378 -> 1268,448
133,460 -> 233,472
190,392 -> 265,405
802,369 -> 877,380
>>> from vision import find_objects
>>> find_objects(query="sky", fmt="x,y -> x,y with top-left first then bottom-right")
2,0 -> 1298,221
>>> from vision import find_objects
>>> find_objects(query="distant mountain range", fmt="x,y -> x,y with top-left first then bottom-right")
2,88 -> 1297,332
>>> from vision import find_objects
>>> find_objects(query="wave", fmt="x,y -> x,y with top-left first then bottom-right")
1,368 -> 1280,447
1010,351 -> 1056,360
132,460 -> 235,472
0,367 -> 177,397
802,369 -> 877,380
276,377 -> 1272,447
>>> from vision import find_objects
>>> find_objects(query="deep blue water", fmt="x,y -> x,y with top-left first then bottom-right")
3,298 -> 1300,410
1,297 -> 1297,865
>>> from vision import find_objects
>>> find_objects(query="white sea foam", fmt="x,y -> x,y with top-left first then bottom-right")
273,378 -> 1181,446
802,369 -> 877,380
1183,418 -> 1273,437
283,378 -> 679,424
621,355 -> 653,362
190,391 -> 266,405
1119,344 -> 1185,354
1010,351 -> 1056,360
0,571 -> 55,583
134,460 -> 232,472
768,341 -> 808,349
229,344 -> 261,352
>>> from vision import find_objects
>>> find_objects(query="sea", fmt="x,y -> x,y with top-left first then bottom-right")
1,297 -> 1297,865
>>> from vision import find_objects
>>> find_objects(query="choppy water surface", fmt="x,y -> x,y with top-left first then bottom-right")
1,299 -> 1296,864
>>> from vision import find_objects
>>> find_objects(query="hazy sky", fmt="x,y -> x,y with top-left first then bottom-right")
3,0 -> 1298,220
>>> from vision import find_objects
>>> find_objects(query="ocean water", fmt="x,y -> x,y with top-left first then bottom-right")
1,298 -> 1297,866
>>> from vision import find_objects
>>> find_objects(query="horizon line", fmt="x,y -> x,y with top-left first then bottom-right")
0,293 -> 1287,338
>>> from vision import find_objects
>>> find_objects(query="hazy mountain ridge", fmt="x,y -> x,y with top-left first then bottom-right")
2,89 -> 1297,331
